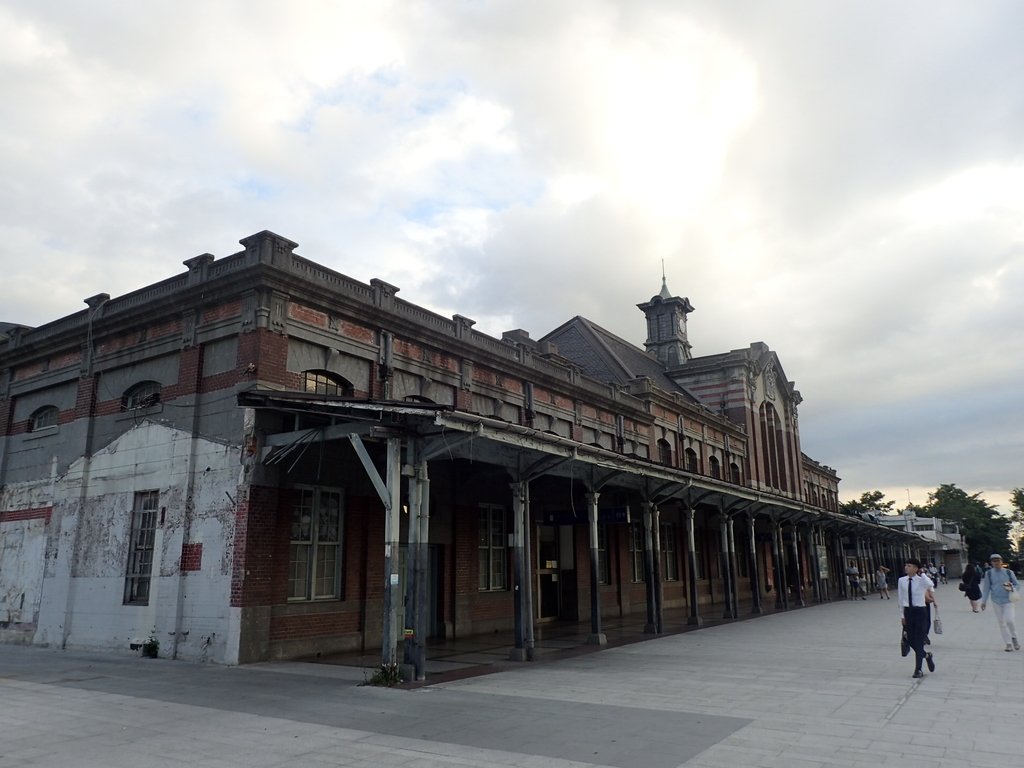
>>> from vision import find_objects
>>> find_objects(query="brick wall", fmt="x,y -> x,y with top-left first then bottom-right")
269,610 -> 361,641
230,484 -> 288,608
0,506 -> 53,524
180,542 -> 203,571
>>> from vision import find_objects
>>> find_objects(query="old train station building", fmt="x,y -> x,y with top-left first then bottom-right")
0,231 -> 922,673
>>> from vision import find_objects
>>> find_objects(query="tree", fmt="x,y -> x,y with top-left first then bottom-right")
925,484 -> 1012,565
839,490 -> 896,517
1009,488 -> 1024,556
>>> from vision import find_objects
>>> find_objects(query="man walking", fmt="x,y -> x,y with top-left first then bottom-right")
980,553 -> 1020,652
897,558 -> 935,679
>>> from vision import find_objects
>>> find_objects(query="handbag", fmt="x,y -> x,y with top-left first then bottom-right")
900,629 -> 910,657
958,583 -> 966,592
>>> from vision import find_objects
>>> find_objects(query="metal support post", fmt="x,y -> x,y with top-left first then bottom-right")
381,437 -> 402,668
685,505 -> 702,626
747,511 -> 762,614
586,492 -> 606,645
414,461 -> 430,681
789,522 -> 804,607
510,480 -> 527,661
642,501 -> 657,634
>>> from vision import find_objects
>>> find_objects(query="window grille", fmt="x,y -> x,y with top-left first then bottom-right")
124,490 -> 159,604
302,370 -> 354,397
289,488 -> 343,600
29,406 -> 59,431
660,523 -> 679,581
478,505 -> 507,591
597,525 -> 610,585
122,381 -> 161,411
629,523 -> 644,582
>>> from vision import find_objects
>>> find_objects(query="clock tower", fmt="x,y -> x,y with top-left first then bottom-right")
637,277 -> 694,367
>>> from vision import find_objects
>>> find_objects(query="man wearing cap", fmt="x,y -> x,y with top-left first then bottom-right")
980,553 -> 1020,652
897,557 -> 935,679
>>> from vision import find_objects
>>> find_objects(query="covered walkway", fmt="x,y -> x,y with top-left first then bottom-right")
306,599 -> 815,685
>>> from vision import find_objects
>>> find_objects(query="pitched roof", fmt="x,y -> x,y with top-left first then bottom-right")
540,316 -> 701,404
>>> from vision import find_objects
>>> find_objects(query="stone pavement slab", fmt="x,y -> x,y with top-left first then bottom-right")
0,590 -> 1020,767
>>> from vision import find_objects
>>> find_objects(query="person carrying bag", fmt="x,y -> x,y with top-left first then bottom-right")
980,554 -> 1020,652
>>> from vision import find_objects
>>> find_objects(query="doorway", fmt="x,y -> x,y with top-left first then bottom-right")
535,524 -> 577,622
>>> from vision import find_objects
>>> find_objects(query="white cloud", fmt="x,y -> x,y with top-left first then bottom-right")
2,0 -> 1023,512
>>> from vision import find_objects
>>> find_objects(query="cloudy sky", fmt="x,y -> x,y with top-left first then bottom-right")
2,1 -> 1022,512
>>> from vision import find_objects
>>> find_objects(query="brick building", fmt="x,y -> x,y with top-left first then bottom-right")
0,231 -> 923,669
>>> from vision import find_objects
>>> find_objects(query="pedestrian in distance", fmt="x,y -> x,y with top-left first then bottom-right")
847,560 -> 866,600
959,564 -> 982,612
980,553 -> 1020,652
876,565 -> 891,599
897,557 -> 935,679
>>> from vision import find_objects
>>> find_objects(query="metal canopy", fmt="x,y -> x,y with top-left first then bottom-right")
237,390 -> 922,542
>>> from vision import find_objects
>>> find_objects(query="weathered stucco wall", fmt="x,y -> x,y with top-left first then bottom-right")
2,421 -> 242,662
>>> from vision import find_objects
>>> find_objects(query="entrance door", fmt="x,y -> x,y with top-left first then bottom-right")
536,525 -> 560,622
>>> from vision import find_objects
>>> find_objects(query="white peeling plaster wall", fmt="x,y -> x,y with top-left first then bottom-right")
0,518 -> 47,629
32,420 -> 241,662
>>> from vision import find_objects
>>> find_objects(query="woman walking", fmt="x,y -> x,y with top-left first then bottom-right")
876,565 -> 891,599
980,553 -> 1020,652
960,564 -> 982,612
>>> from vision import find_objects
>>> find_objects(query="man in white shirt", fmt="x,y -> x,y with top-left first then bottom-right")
897,557 -> 936,679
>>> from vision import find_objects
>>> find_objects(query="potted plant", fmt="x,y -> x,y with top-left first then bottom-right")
141,633 -> 159,658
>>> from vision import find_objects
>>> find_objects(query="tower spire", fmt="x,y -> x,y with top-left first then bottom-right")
637,272 -> 694,367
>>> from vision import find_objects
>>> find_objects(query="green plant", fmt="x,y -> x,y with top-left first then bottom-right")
364,662 -> 402,687
141,634 -> 159,658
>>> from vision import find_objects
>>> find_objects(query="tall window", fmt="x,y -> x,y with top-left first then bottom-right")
124,490 -> 159,604
629,523 -> 644,582
759,402 -> 790,491
684,448 -> 699,473
122,381 -> 161,411
289,487 -> 343,600
29,405 -> 59,432
660,523 -> 679,581
597,524 -> 610,584
708,456 -> 721,479
303,370 -> 354,397
657,439 -> 673,466
730,462 -> 742,485
478,505 -> 507,591
694,529 -> 706,579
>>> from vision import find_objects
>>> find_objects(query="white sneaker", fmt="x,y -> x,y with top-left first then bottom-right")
1005,644 -> 1013,652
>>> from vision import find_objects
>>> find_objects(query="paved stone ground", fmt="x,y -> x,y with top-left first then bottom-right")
0,589 -> 1021,767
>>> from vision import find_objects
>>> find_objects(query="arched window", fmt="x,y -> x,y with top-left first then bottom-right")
684,447 -> 699,473
302,370 -> 354,397
29,405 -> 59,432
758,402 -> 789,491
730,462 -> 742,485
122,381 -> 162,411
657,438 -> 673,466
708,455 -> 721,479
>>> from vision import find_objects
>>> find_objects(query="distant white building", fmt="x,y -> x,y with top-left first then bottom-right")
876,509 -> 966,577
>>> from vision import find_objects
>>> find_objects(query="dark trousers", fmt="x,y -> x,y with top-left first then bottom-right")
904,606 -> 930,671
